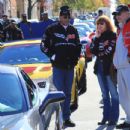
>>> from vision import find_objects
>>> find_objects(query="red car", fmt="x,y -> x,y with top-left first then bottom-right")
85,32 -> 95,62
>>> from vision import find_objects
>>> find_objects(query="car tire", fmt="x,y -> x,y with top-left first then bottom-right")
70,79 -> 78,113
55,105 -> 64,130
45,104 -> 64,130
78,68 -> 87,96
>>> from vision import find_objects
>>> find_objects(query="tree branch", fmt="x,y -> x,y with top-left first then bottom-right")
31,0 -> 40,9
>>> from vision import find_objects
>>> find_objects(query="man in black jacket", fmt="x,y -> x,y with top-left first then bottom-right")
4,20 -> 24,41
40,5 -> 81,127
18,14 -> 32,39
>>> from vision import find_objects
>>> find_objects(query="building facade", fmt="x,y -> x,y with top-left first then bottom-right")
0,0 -> 4,18
1,0 -> 53,19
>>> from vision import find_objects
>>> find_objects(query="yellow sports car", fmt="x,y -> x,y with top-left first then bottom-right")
0,39 -> 86,111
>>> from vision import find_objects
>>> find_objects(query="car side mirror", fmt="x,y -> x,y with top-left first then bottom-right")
39,91 -> 65,114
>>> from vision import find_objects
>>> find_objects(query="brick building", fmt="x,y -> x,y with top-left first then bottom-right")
1,0 -> 52,19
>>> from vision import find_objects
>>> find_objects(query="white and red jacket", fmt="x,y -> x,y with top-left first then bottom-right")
122,18 -> 130,56
113,18 -> 130,69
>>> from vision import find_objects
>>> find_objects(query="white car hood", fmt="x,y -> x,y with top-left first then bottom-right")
0,113 -> 25,129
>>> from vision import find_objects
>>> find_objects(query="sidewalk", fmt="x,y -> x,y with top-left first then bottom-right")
66,60 -> 126,130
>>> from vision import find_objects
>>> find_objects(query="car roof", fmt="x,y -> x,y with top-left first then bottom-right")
0,64 -> 19,74
3,39 -> 41,47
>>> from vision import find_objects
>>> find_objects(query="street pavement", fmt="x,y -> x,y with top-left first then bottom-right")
65,60 -> 127,130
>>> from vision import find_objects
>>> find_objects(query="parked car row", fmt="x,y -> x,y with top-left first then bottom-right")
74,21 -> 95,62
0,16 -> 96,129
0,39 -> 87,112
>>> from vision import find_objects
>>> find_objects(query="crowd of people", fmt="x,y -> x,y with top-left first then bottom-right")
0,12 -> 55,42
0,14 -> 24,42
0,3 -> 130,129
90,4 -> 130,129
40,4 -> 130,129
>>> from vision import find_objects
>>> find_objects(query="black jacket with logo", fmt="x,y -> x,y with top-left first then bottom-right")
40,22 -> 81,69
90,30 -> 116,75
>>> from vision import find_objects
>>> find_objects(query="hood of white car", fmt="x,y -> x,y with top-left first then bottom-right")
0,113 -> 25,129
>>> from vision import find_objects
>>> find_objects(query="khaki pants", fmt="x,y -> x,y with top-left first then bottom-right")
117,67 -> 130,123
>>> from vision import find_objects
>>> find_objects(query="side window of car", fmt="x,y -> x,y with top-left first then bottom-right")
20,70 -> 36,105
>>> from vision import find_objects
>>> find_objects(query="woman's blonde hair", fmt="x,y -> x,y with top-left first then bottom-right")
96,15 -> 115,32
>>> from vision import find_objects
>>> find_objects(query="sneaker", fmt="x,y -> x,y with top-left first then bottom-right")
98,119 -> 108,125
116,122 -> 130,129
64,119 -> 75,127
107,121 -> 117,126
98,121 -> 106,125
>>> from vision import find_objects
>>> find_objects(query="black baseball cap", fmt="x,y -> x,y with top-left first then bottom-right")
60,6 -> 70,16
10,20 -> 17,24
98,10 -> 103,14
112,4 -> 129,15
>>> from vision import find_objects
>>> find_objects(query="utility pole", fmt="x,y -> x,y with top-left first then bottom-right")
8,0 -> 11,17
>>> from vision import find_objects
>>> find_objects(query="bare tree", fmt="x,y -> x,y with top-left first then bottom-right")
27,0 -> 41,19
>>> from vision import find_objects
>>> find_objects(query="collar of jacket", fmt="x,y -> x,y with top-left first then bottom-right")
100,30 -> 113,37
126,17 -> 130,24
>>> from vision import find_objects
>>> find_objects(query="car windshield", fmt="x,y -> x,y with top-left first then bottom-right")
76,27 -> 87,37
0,44 -> 50,65
0,73 -> 24,115
74,24 -> 92,32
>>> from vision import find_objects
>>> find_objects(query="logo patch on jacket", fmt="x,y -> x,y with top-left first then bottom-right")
54,33 -> 65,39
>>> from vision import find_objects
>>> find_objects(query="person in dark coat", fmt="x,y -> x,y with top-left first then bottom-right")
40,5 -> 81,127
90,15 -> 119,126
4,20 -> 24,41
18,14 -> 32,39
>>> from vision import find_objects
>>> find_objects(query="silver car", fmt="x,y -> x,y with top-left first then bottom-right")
0,64 -> 65,130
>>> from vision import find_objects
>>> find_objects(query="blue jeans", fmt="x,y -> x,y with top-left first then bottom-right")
97,61 -> 119,122
53,67 -> 74,121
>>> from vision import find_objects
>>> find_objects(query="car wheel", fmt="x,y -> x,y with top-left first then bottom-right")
55,104 -> 64,130
45,104 -> 64,130
70,79 -> 78,113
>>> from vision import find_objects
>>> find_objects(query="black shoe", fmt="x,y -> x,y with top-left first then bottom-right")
116,122 -> 130,129
107,121 -> 117,126
64,119 -> 75,127
98,120 -> 107,125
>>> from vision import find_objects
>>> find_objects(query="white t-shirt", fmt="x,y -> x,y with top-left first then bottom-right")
113,32 -> 130,69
